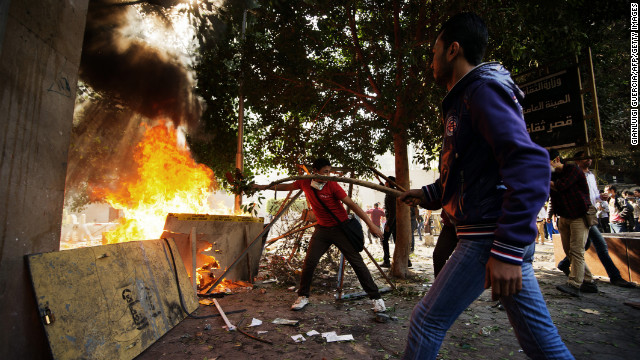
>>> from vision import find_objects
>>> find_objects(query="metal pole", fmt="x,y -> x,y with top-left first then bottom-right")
190,227 -> 197,293
587,47 -> 604,153
336,254 -> 345,299
576,54 -> 590,151
234,9 -> 247,213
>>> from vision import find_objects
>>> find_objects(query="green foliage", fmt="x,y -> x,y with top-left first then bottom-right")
188,0 -> 631,180
265,198 -> 308,215
63,182 -> 92,214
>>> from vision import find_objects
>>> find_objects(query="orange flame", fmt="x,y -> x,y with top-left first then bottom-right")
96,122 -> 216,244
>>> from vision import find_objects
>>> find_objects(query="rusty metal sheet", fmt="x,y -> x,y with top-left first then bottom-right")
26,238 -> 198,360
163,214 -> 265,283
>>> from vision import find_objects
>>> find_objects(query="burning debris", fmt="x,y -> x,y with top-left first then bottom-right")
64,1 -> 236,246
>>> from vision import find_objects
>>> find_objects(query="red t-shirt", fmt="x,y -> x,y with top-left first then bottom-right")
366,208 -> 385,226
293,179 -> 348,226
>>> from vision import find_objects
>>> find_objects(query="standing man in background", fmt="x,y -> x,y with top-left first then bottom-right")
548,149 -> 595,297
555,151 -> 634,288
366,202 -> 385,244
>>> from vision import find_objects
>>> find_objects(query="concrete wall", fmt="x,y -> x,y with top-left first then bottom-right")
0,0 -> 88,357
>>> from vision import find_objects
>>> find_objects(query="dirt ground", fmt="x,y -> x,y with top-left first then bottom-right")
137,237 -> 640,360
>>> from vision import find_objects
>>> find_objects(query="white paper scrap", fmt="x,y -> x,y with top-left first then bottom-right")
257,331 -> 268,335
306,330 -> 320,336
326,334 -> 354,343
321,331 -> 337,338
249,318 -> 263,327
291,334 -> 306,342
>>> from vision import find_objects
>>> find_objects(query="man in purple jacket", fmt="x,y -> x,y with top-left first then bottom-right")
398,13 -> 573,359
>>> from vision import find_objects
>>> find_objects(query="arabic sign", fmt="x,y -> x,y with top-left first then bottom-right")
520,66 -> 585,148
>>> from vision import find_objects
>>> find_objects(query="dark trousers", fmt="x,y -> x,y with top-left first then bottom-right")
298,226 -> 380,299
382,220 -> 396,263
432,225 -> 458,278
411,220 -> 417,252
599,217 -> 610,233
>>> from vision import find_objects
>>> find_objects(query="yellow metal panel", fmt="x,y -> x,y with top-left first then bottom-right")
168,213 -> 264,223
26,238 -> 198,360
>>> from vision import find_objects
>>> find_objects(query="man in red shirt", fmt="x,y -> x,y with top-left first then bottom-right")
366,202 -> 385,244
255,158 -> 385,312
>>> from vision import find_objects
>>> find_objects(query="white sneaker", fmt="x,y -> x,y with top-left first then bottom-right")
372,298 -> 386,313
291,296 -> 309,311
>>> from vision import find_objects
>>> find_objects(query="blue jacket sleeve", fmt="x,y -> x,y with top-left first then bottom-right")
469,82 -> 551,265
421,178 -> 443,210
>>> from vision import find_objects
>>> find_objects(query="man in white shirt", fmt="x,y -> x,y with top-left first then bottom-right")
536,205 -> 548,244
596,198 -> 610,233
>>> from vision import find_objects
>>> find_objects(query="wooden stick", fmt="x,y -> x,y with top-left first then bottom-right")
367,166 -> 407,192
265,175 -> 403,197
362,245 -> 396,290
266,222 -> 318,245
235,318 -> 273,345
213,299 -> 236,331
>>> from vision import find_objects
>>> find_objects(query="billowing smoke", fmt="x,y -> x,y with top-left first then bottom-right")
79,0 -> 201,128
65,0 -> 210,200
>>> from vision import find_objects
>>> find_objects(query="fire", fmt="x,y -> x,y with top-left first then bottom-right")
96,121 -> 216,244
87,121 -> 253,294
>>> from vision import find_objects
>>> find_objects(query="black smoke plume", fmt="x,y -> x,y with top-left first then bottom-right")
79,0 -> 201,129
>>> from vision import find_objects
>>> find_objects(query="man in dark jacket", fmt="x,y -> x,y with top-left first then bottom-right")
380,176 -> 397,267
398,13 -> 573,360
547,149 -> 596,297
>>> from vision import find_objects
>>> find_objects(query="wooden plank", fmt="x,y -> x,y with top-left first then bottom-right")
26,238 -> 198,360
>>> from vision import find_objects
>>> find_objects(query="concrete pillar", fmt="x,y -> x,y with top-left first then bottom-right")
0,0 -> 89,357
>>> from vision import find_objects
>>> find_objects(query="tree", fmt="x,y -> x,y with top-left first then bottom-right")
190,0 -> 631,277
192,0 -> 446,277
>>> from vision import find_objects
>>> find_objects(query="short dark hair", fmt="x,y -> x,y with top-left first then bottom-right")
548,148 -> 561,161
374,202 -> 380,207
606,184 -> 617,193
386,176 -> 397,189
438,12 -> 488,66
312,157 -> 331,171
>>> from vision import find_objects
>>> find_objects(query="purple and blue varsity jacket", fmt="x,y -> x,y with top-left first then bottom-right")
421,62 -> 551,266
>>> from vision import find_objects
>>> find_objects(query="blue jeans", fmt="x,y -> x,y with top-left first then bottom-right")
610,222 -> 627,233
558,225 -> 622,281
403,238 -> 573,360
545,222 -> 556,239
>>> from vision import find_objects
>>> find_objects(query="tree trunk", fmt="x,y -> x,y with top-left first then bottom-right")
391,130 -> 411,278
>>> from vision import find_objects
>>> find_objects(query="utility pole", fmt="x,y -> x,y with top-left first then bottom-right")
234,9 -> 247,213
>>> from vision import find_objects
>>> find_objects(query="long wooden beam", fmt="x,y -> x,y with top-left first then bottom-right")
265,175 -> 403,197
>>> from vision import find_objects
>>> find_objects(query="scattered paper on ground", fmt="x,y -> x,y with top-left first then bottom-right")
291,334 -> 306,342
249,318 -> 262,327
257,331 -> 268,335
580,308 -> 600,315
272,318 -> 299,326
321,331 -> 354,342
306,330 -> 320,336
